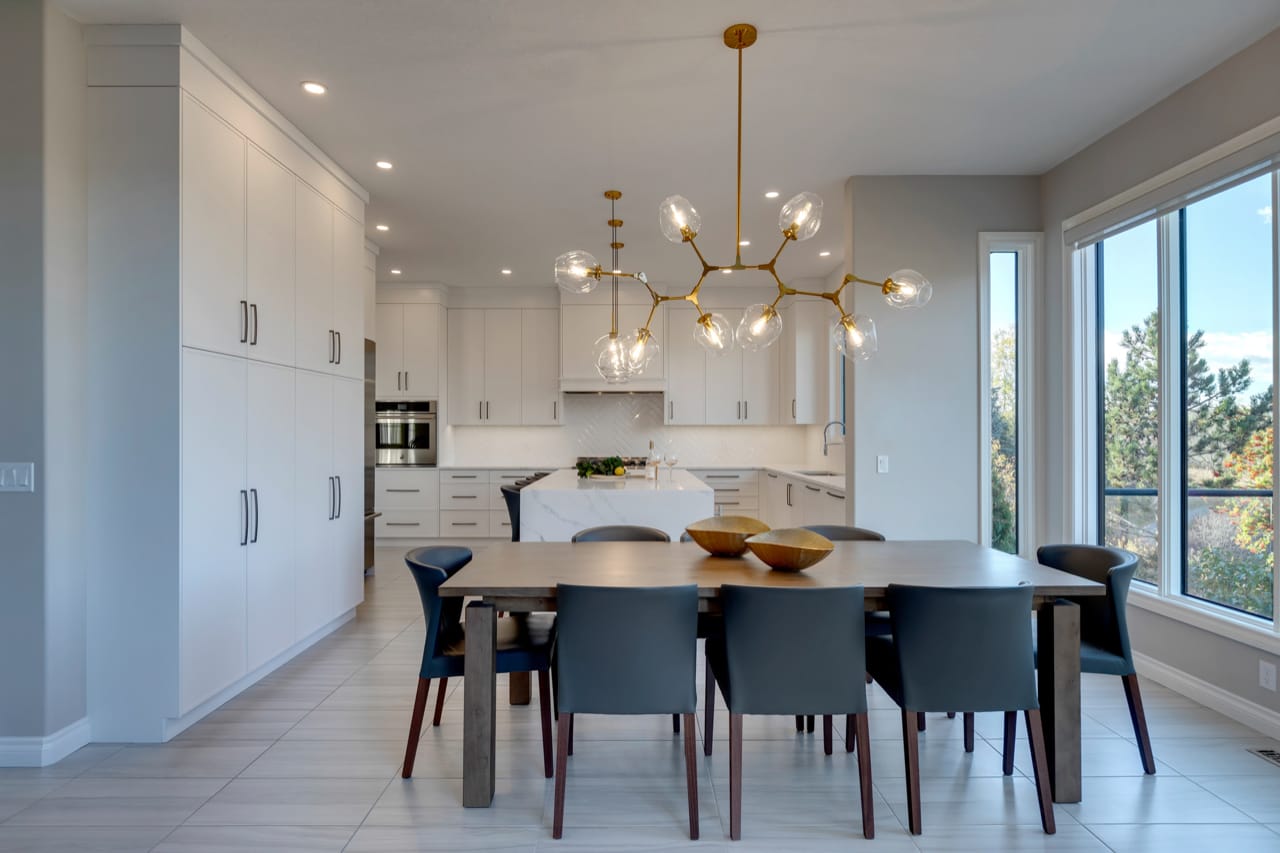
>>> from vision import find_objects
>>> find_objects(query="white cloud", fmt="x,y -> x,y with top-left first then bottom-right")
1101,329 -> 1273,397
1260,205 -> 1273,225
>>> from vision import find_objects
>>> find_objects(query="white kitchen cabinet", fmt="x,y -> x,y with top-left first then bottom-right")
375,467 -> 441,540
375,303 -> 405,396
447,309 -> 486,425
687,306 -> 778,426
376,302 -> 442,399
521,309 -> 562,425
778,301 -> 835,425
293,370 -> 335,638
664,306 -> 706,425
181,96 -> 246,359
484,309 -> 523,425
332,377 -> 365,612
740,340 -> 779,425
294,182 -> 334,374
818,487 -> 848,526
449,308 -> 553,425
332,213 -> 366,380
704,348 -> 742,425
246,145 -> 296,368
560,302 -> 665,383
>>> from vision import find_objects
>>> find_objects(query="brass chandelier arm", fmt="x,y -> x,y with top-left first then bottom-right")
844,273 -> 903,294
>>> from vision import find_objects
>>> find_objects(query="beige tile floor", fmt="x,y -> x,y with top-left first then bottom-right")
4,544 -> 1280,851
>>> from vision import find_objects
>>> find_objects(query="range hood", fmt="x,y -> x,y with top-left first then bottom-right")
559,379 -> 666,394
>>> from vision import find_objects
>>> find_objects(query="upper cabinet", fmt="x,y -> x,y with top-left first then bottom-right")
778,301 -> 838,425
521,309 -> 562,425
683,304 -> 780,426
448,308 -> 559,426
331,212 -> 366,380
560,302 -> 665,388
376,302 -> 442,400
246,145 -> 296,367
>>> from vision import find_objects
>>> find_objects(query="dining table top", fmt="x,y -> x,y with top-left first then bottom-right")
438,539 -> 1105,603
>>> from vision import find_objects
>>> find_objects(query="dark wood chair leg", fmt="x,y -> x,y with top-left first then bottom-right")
567,714 -> 574,756
538,669 -> 553,779
672,713 -> 680,734
704,658 -> 715,756
917,713 -> 926,732
846,714 -> 856,753
795,714 -> 805,732
823,714 -> 833,755
1122,673 -> 1157,774
401,677 -> 430,779
682,713 -> 699,840
963,711 -> 975,753
855,713 -> 874,839
902,710 -> 922,835
807,714 -> 815,733
1002,710 -> 1017,775
1024,708 -> 1057,834
729,712 -> 744,841
552,713 -> 571,839
432,676 -> 449,726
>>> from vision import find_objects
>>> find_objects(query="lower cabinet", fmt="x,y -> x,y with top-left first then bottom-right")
687,469 -> 760,519
761,470 -> 847,528
375,468 -> 440,538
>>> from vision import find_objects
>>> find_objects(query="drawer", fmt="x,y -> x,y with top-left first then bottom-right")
376,509 -> 439,538
490,509 -> 515,539
705,480 -> 758,498
439,510 -> 491,537
442,482 -> 490,510
375,469 -> 439,510
441,469 -> 487,483
690,469 -> 757,484
714,500 -> 760,519
713,495 -> 759,511
490,470 -> 538,484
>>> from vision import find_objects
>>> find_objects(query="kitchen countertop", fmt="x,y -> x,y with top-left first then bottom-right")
761,465 -> 846,493
519,469 -> 715,541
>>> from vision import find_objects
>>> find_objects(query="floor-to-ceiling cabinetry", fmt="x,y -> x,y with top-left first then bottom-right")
86,29 -> 368,741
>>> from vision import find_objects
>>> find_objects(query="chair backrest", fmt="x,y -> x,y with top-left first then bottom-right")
679,531 -> 694,543
571,525 -> 670,543
554,584 -> 698,714
802,525 -> 885,541
886,584 -> 1037,712
499,485 -> 521,542
404,547 -> 473,671
1037,544 -> 1138,667
719,585 -> 867,715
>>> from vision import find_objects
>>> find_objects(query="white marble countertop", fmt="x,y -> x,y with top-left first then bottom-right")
519,469 -> 715,542
523,468 -> 712,493
762,465 -> 846,493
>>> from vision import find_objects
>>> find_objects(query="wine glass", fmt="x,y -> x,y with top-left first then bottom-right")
663,447 -> 679,483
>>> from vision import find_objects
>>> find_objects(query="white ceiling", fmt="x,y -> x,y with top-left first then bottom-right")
60,0 -> 1280,290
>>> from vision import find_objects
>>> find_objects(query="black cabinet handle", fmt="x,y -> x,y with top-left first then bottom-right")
250,488 -> 259,542
805,485 -> 820,492
386,488 -> 421,493
335,475 -> 342,518
335,331 -> 341,365
240,489 -> 249,545
744,401 -> 748,420
249,304 -> 258,345
452,522 -> 479,527
328,476 -> 335,520
239,301 -> 248,344
404,370 -> 408,390
397,371 -> 401,391
328,330 -> 335,364
386,522 -> 420,527
485,401 -> 490,420
553,400 -> 557,420
826,491 -> 845,500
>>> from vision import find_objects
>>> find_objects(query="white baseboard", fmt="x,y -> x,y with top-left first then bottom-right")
1133,651 -> 1280,741
0,717 -> 92,767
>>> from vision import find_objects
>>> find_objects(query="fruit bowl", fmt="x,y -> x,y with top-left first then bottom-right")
684,516 -> 770,557
745,528 -> 834,572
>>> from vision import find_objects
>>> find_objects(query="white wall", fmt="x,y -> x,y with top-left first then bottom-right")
845,176 -> 1041,541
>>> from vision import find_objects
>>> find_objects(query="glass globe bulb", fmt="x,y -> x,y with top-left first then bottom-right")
831,314 -> 877,362
884,269 -> 933,309
621,328 -> 660,373
694,313 -> 733,356
736,304 -> 783,350
778,192 -> 823,241
593,333 -> 631,383
555,250 -> 599,294
658,195 -> 701,243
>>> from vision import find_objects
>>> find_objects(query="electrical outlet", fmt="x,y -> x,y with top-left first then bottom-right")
0,463 -> 35,493
876,455 -> 889,474
1261,660 -> 1277,692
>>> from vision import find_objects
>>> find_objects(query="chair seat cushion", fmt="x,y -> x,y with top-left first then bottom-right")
1031,638 -> 1134,677
440,613 -> 554,673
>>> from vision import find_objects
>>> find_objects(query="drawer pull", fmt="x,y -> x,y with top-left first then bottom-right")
451,495 -> 479,499
715,487 -> 740,493
718,501 -> 740,506
385,488 -> 421,493
826,492 -> 845,500
805,485 -> 820,492
705,474 -> 740,480
451,522 -> 479,527
386,522 -> 421,527
451,475 -> 479,479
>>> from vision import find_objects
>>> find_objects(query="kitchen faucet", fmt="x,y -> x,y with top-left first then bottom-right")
822,420 -> 845,457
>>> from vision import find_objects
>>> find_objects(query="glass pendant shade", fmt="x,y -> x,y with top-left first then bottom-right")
621,328 -> 659,373
831,314 -> 877,362
694,312 -> 734,356
658,195 -> 701,243
884,269 -> 933,309
736,304 -> 783,350
594,333 -> 632,383
555,250 -> 599,294
778,192 -> 823,241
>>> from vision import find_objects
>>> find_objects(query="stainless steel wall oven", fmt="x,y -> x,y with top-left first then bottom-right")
375,400 -> 437,466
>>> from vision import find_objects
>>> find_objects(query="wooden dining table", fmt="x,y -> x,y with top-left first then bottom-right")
439,539 -> 1104,808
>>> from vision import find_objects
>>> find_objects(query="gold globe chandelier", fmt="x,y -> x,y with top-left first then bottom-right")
555,23 -> 931,379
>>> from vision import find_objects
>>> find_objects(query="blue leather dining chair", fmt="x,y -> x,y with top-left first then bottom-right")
708,584 -> 874,840
571,525 -> 670,542
551,583 -> 700,840
401,547 -> 554,779
867,584 -> 1055,835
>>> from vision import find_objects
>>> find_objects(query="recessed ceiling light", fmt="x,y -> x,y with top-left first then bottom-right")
819,251 -> 831,257
389,268 -> 402,275
764,191 -> 779,199
375,224 -> 389,232
375,160 -> 393,170
301,81 -> 327,95
739,240 -> 750,247
501,269 -> 512,275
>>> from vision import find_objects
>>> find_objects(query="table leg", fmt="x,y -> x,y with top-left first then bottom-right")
463,601 -> 497,807
1037,599 -> 1081,803
509,672 -> 531,705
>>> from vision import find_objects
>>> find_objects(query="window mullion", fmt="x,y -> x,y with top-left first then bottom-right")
1157,212 -> 1183,600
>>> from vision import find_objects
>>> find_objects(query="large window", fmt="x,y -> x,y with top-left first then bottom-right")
1092,169 -> 1277,622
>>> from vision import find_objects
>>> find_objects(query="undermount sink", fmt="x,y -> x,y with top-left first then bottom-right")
794,470 -> 840,477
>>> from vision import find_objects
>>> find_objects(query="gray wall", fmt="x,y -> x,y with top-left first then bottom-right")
1040,29 -> 1280,712
845,176 -> 1041,540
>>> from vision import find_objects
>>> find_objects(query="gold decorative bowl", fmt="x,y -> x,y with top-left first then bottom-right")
684,516 -> 771,557
745,528 -> 835,572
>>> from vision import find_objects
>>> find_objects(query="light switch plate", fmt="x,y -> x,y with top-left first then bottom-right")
1261,660 -> 1277,692
876,455 -> 889,474
0,463 -> 35,493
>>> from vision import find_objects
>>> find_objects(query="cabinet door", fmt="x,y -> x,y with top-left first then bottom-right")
820,489 -> 848,526
778,307 -> 797,423
704,349 -> 743,425
294,370 -> 334,638
559,304 -> 605,380
664,306 -> 706,425
179,348 -> 247,713
797,483 -> 824,526
741,336 -> 779,425
332,377 -> 366,613
294,182 -> 334,374
246,360 -> 295,671
331,210 -> 365,380
620,302 -> 665,381
181,96 -> 246,358
447,309 -> 486,425
246,145 -> 295,367
483,309 -> 523,425
792,301 -> 830,425
375,303 -> 405,398
521,309 -> 561,425
401,303 -> 440,398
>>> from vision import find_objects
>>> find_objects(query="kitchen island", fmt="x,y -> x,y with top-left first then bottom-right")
520,468 -> 715,542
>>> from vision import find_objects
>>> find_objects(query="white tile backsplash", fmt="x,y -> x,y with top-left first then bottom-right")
442,393 -> 831,468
